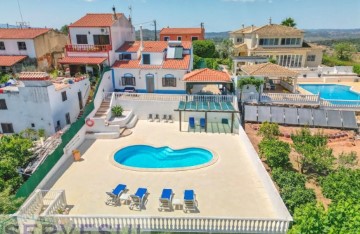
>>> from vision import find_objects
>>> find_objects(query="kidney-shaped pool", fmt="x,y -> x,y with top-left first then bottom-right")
113,145 -> 215,170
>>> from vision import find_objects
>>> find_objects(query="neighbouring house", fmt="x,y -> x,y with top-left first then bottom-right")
59,8 -> 135,76
0,72 -> 90,135
112,40 -> 193,94
0,28 -> 67,73
230,20 -> 324,72
183,68 -> 233,95
160,25 -> 205,41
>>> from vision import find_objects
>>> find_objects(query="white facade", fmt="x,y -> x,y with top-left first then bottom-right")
0,39 -> 36,58
0,78 -> 90,136
67,16 -> 135,66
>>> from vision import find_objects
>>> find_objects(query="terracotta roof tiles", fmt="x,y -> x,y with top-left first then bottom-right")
0,28 -> 50,39
0,55 -> 27,66
160,28 -> 203,35
70,13 -> 124,27
59,57 -> 107,65
241,62 -> 299,77
117,41 -> 192,53
183,68 -> 232,83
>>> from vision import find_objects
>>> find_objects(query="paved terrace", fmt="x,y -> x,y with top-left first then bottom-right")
45,121 -> 287,220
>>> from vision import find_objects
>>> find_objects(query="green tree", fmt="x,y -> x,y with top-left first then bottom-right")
281,17 -> 297,27
0,73 -> 12,84
0,188 -> 25,214
60,24 -> 69,35
217,39 -> 234,59
0,135 -> 33,165
193,40 -> 216,58
259,139 -> 291,168
258,121 -> 280,140
334,42 -> 356,61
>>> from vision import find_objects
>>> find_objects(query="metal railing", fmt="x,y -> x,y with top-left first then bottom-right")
260,93 -> 320,104
40,215 -> 290,233
65,44 -> 112,53
320,99 -> 360,109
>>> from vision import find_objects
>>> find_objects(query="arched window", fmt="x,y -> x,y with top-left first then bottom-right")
162,74 -> 176,87
121,73 -> 135,86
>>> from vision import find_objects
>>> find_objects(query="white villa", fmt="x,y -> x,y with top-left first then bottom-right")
59,8 -> 135,76
112,40 -> 193,94
230,21 -> 324,72
0,72 -> 90,135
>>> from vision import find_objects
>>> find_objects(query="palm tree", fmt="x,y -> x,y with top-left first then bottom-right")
281,17 -> 296,27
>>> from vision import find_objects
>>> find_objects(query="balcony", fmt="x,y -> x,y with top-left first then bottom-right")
65,44 -> 112,53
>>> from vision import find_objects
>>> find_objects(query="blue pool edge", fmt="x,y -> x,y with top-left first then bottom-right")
109,144 -> 219,172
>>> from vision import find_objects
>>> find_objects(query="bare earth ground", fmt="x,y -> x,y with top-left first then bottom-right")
245,123 -> 360,208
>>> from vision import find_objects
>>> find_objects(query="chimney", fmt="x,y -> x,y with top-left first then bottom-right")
112,6 -> 117,20
242,24 -> 245,29
251,24 -> 254,32
139,25 -> 144,51
200,22 -> 204,29
269,17 -> 272,25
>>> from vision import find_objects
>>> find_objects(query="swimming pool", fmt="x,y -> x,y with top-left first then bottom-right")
113,145 -> 215,170
299,84 -> 360,100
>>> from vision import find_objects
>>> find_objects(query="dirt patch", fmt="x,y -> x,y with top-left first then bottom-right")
245,123 -> 360,207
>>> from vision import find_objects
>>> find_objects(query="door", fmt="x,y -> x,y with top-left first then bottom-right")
146,74 -> 155,93
78,91 -> 83,110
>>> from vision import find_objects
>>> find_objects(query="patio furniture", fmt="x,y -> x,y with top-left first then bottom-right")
148,114 -> 153,122
200,118 -> 206,129
172,198 -> 183,210
162,115 -> 168,123
189,117 -> 195,129
265,83 -> 271,90
105,184 -> 127,206
268,79 -> 276,90
154,114 -> 160,122
119,193 -> 131,205
183,190 -> 197,213
159,189 -> 174,211
124,87 -> 136,93
129,188 -> 149,211
221,118 -> 229,125
167,115 -> 173,123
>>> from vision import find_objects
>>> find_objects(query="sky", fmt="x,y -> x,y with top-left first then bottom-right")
0,0 -> 359,32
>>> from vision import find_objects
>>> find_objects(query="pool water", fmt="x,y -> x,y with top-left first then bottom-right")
114,145 -> 213,169
299,84 -> 360,100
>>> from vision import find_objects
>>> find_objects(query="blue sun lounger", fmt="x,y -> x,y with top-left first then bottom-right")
105,184 -> 127,206
200,118 -> 206,129
183,190 -> 197,213
159,188 -> 174,211
189,117 -> 195,129
129,187 -> 148,210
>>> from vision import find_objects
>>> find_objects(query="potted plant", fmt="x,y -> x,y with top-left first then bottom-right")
111,105 -> 123,117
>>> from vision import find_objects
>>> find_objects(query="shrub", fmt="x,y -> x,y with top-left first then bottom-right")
259,139 -> 291,168
320,168 -> 360,202
193,40 -> 216,58
258,122 -> 280,140
111,105 -> 123,117
338,151 -> 358,169
353,64 -> 360,75
272,168 -> 307,188
289,203 -> 325,234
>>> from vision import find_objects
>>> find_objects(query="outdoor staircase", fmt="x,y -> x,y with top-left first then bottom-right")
94,99 -> 111,118
77,93 -> 93,120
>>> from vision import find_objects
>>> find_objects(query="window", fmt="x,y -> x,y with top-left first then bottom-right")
236,38 -> 243,43
177,36 -> 182,41
93,35 -> 110,45
76,35 -> 88,44
1,123 -> 14,133
142,54 -> 150,64
61,91 -> 67,101
281,38 -> 301,45
17,42 -> 26,50
192,37 -> 198,41
119,53 -> 131,60
259,38 -> 279,46
164,36 -> 170,41
31,123 -> 35,128
0,99 -> 7,110
121,73 -> 136,86
0,41 -> 5,50
65,113 -> 71,125
162,74 -> 176,87
307,55 -> 316,62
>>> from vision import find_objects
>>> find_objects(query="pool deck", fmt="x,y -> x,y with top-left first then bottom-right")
45,120 -> 289,220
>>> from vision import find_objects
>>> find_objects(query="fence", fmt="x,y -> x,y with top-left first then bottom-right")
39,215 -> 290,233
15,67 -> 111,199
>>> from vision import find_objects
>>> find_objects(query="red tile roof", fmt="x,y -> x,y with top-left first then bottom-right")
113,54 -> 191,70
59,57 -> 107,65
0,55 -> 27,66
70,13 -> 123,27
117,41 -> 192,53
160,28 -> 203,35
183,68 -> 232,83
0,28 -> 50,39
18,72 -> 50,81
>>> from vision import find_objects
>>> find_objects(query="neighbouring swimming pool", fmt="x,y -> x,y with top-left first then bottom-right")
299,84 -> 360,100
113,145 -> 214,170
